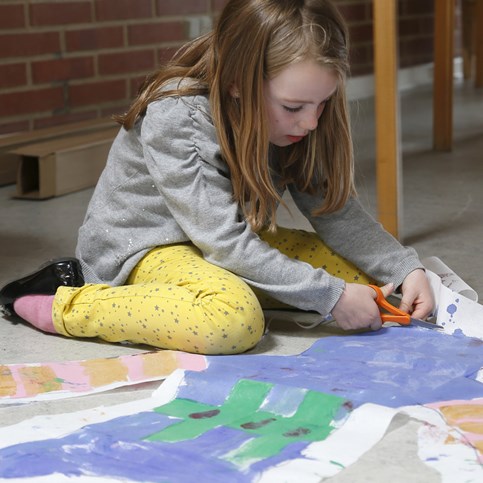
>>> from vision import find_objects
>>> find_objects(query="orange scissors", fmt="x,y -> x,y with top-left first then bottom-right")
369,284 -> 442,329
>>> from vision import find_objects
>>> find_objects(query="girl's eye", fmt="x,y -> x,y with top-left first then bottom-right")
283,105 -> 303,113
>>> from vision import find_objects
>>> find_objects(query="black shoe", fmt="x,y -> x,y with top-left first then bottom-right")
0,258 -> 84,317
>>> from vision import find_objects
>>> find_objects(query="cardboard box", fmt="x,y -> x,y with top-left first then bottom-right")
0,118 -> 115,186
13,127 -> 118,199
0,152 -> 18,187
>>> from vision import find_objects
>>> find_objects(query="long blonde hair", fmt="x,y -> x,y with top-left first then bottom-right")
117,0 -> 354,231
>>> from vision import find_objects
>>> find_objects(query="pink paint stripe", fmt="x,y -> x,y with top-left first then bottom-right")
426,398 -> 483,409
122,353 -> 149,382
466,434 -> 483,442
1,350 -> 209,401
4,365 -> 28,398
175,352 -> 208,371
46,361 -> 91,392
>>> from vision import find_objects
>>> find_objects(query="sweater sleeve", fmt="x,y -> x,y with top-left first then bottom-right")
141,96 -> 345,315
288,186 -> 424,289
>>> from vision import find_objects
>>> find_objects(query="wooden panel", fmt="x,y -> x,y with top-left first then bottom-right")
373,0 -> 402,239
433,0 -> 454,151
0,118 -> 114,151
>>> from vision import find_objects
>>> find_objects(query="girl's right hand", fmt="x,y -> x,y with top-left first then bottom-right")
331,282 -> 394,331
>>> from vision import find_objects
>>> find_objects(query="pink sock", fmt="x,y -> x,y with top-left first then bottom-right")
13,295 -> 56,334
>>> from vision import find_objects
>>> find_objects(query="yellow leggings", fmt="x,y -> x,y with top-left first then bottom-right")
52,228 -> 372,354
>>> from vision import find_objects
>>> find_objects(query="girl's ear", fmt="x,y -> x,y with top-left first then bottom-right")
229,84 -> 240,98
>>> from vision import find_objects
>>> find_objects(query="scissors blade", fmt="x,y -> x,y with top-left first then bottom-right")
409,317 -> 443,330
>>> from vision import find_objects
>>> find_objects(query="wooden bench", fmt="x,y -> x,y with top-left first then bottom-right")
372,0 -> 480,239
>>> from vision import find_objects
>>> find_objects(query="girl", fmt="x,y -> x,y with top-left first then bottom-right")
1,0 -> 433,354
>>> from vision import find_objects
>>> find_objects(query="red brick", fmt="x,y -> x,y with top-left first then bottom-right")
32,57 -> 95,83
349,23 -> 373,44
34,111 -> 99,130
101,104 -> 130,118
128,21 -> 186,46
129,75 -> 148,97
350,64 -> 372,76
98,50 -> 155,75
156,0 -> 209,15
400,0 -> 434,17
350,44 -> 373,66
0,4 -> 25,29
29,1 -> 91,26
398,18 -> 423,36
418,17 -> 435,36
400,56 -> 431,69
0,63 -> 27,89
0,32 -> 60,58
0,87 -> 65,117
95,0 -> 152,21
338,4 -> 369,23
399,37 -> 434,63
350,56 -> 373,76
0,0 -> 450,133
158,46 -> 181,64
66,26 -> 124,52
69,80 -> 127,107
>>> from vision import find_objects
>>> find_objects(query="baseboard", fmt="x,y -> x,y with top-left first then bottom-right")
347,57 -> 464,101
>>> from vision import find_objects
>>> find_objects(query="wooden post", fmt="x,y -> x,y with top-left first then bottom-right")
433,0 -> 454,151
373,0 -> 402,239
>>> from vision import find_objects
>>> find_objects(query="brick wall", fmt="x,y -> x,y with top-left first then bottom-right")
338,0 -> 444,75
0,0 -> 459,135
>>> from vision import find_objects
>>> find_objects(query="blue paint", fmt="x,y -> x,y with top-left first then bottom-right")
0,327 -> 482,482
0,416 -> 253,482
179,328 -> 483,408
447,304 -> 458,315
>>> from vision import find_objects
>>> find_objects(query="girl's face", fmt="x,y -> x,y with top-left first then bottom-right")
263,60 -> 338,147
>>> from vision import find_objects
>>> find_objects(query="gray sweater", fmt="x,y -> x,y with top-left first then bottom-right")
76,93 -> 423,316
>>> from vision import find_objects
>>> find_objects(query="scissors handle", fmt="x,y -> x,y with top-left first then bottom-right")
368,284 -> 411,325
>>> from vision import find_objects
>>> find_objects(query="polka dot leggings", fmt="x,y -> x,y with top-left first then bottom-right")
52,228 -> 373,354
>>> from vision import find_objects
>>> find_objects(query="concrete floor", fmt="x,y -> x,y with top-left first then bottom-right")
0,79 -> 482,482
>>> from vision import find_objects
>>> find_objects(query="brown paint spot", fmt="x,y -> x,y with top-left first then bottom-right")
189,409 -> 220,419
283,427 -> 311,437
241,418 -> 277,429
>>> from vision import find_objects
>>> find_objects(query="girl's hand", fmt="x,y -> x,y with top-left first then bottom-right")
398,269 -> 434,320
331,282 -> 394,331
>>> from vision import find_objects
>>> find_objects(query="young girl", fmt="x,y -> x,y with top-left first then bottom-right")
1,0 -> 433,355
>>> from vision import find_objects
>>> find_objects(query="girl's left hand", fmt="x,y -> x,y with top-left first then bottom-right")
398,269 -> 434,320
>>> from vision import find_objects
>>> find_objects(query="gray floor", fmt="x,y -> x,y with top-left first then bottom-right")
0,80 -> 482,482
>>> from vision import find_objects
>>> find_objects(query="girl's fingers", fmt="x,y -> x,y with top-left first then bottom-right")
379,283 -> 394,298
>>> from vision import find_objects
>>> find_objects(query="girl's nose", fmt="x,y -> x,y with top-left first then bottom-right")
299,112 -> 319,131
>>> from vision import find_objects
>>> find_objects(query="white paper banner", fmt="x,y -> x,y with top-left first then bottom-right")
424,269 -> 483,339
422,256 -> 478,302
